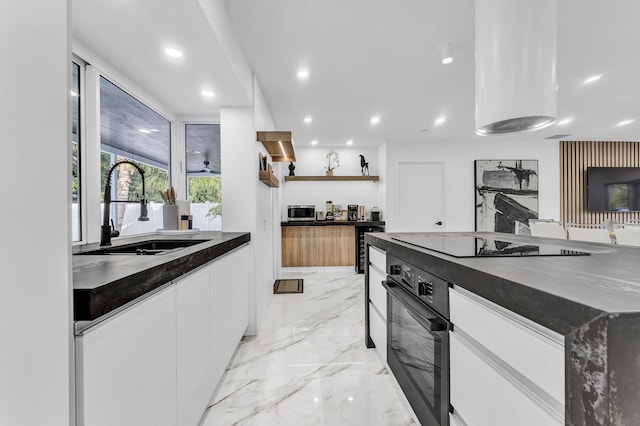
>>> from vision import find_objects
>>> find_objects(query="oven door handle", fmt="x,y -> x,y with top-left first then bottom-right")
383,280 -> 448,332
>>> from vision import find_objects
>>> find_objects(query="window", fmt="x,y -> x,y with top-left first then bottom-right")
99,77 -> 171,236
185,124 -> 221,230
71,62 -> 81,242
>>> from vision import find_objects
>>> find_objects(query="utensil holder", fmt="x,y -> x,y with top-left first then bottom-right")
162,204 -> 179,230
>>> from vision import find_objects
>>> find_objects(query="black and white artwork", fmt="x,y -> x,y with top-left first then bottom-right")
475,160 -> 538,234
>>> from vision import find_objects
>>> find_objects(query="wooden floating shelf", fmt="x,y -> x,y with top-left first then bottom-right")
257,131 -> 296,162
284,175 -> 379,182
259,170 -> 279,188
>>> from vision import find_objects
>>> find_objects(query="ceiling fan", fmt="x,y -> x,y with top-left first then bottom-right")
200,160 -> 215,174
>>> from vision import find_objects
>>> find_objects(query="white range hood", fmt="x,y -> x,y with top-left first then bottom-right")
475,0 -> 557,135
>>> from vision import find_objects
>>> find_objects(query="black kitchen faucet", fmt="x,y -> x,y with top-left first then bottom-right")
101,160 -> 149,246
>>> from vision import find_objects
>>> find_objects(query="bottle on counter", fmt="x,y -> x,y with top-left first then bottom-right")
180,214 -> 189,230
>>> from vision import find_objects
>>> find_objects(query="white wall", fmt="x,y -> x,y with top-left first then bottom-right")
220,75 -> 279,335
282,146 -> 383,220
0,1 -> 73,425
253,76 -> 276,334
384,139 -> 560,232
220,107 -> 258,335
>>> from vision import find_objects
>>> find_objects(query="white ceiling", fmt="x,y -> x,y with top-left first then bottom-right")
72,0 -> 250,116
73,0 -> 640,147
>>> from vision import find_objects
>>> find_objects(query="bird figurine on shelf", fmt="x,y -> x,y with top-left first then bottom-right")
359,154 -> 369,176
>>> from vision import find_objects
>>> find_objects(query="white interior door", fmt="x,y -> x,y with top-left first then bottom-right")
398,162 -> 444,232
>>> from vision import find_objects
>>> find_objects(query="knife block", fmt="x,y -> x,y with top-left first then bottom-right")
162,204 -> 179,230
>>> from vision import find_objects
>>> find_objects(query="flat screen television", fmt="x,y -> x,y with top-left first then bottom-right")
587,167 -> 640,212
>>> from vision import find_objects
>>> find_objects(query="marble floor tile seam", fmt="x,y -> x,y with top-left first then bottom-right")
223,338 -> 384,381
204,375 -> 416,426
201,271 -> 416,425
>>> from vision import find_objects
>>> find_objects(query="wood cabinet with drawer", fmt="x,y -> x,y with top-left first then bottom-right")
282,225 -> 355,266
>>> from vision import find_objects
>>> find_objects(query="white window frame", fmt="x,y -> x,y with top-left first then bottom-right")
72,56 -> 88,245
73,47 -> 178,244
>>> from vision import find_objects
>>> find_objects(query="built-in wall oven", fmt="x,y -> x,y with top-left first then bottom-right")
384,254 -> 450,426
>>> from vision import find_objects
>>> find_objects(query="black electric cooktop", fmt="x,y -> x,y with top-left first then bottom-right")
391,235 -> 590,258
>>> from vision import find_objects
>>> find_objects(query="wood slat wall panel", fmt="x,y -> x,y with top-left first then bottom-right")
560,141 -> 640,226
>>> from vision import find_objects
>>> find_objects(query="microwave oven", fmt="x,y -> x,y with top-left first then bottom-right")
287,205 -> 315,221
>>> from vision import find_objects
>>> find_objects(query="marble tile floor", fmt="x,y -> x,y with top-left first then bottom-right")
200,271 -> 417,426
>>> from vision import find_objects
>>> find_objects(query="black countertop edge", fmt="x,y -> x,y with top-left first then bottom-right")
281,220 -> 385,226
364,232 -> 604,336
73,232 -> 250,321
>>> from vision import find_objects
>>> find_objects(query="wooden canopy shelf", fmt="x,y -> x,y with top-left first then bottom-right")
257,131 -> 296,162
259,170 -> 279,188
284,175 -> 379,182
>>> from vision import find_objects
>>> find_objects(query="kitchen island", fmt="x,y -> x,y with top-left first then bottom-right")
366,231 -> 640,426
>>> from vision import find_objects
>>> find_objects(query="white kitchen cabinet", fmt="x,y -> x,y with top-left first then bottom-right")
210,246 -> 250,386
449,286 -> 564,425
76,244 -> 250,426
76,286 -> 177,426
368,245 -> 387,364
176,266 -> 213,426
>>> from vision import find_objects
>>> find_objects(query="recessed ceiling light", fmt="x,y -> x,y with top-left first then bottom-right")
297,69 -> 310,80
557,118 -> 573,126
617,119 -> 635,126
346,140 -> 354,145
138,128 -> 151,134
165,48 -> 183,58
435,116 -> 446,126
311,140 -> 318,145
370,116 -> 381,125
304,116 -> 312,124
201,90 -> 215,98
439,42 -> 454,65
584,75 -> 602,84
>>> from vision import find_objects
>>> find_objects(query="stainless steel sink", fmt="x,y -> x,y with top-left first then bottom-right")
75,239 -> 209,255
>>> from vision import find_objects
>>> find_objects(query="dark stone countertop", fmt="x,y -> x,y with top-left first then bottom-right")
281,220 -> 385,227
73,231 -> 250,322
366,231 -> 640,426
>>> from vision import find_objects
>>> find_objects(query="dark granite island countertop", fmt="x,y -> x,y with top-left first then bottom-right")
366,231 -> 640,426
73,232 -> 250,323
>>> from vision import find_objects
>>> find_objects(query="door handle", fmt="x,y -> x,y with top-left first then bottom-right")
435,221 -> 443,226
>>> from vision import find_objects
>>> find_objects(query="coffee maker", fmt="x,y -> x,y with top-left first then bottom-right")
348,205 -> 358,221
371,207 -> 381,222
